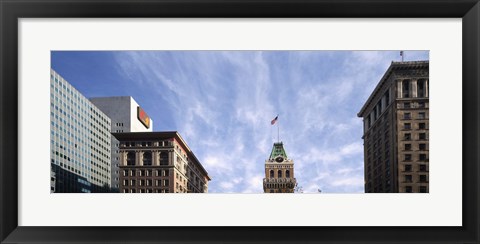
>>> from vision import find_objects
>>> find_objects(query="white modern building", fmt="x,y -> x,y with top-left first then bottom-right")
50,69 -> 112,192
89,96 -> 153,191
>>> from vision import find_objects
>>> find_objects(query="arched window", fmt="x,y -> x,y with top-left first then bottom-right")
278,170 -> 282,178
402,80 -> 410,98
160,152 -> 169,165
269,170 -> 274,178
143,151 -> 152,166
286,170 -> 290,178
126,152 -> 135,166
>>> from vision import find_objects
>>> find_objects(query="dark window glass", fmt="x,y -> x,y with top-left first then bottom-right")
419,175 -> 427,182
404,144 -> 411,151
419,133 -> 427,140
404,164 -> 412,172
405,175 -> 412,183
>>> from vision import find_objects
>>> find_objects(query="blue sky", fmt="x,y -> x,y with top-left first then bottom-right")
51,50 -> 429,193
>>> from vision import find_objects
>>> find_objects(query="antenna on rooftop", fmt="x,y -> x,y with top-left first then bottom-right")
400,51 -> 405,62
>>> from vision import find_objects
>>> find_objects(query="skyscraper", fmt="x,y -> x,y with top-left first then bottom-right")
263,142 -> 296,193
50,69 -> 112,193
90,96 -> 153,192
358,61 -> 429,193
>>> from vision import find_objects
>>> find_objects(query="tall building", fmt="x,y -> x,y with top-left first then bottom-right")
90,96 -> 153,191
113,131 -> 211,193
50,69 -> 112,193
263,142 -> 296,193
357,61 -> 429,193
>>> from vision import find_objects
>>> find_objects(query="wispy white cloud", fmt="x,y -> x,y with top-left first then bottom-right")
108,50 -> 429,193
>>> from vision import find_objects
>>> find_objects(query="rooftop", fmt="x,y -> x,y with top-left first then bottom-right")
357,60 -> 429,117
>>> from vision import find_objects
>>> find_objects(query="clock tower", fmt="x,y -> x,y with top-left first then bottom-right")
263,142 -> 296,193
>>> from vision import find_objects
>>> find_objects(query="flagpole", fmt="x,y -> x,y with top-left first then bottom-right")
277,118 -> 280,143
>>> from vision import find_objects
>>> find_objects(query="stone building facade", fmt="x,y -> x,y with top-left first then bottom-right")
113,131 -> 210,193
263,142 -> 296,193
358,61 -> 429,193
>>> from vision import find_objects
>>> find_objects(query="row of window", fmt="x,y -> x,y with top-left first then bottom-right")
123,169 -> 170,177
268,170 -> 291,178
403,164 -> 428,172
123,179 -> 169,187
123,141 -> 172,147
403,132 -> 428,141
366,89 -> 390,129
403,122 -> 427,130
402,153 -> 428,161
400,101 -> 428,109
125,151 -> 169,166
402,111 -> 427,120
404,186 -> 428,193
402,174 -> 428,183
402,143 -> 428,151
122,188 -> 170,193
400,79 -> 428,98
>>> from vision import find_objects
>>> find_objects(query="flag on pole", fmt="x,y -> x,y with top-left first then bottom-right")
271,115 -> 278,125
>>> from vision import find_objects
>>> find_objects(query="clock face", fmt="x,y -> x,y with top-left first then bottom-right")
275,156 -> 284,163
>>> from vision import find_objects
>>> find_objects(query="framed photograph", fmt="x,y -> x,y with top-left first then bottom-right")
1,0 -> 479,243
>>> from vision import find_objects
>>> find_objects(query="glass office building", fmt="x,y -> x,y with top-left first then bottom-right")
50,69 -> 112,193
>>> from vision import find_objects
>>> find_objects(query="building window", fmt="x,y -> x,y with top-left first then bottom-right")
404,133 -> 411,141
405,186 -> 413,193
403,113 -> 411,120
123,170 -> 128,176
419,133 -> 427,140
405,175 -> 412,183
404,123 -> 411,130
418,112 -> 426,120
419,186 -> 428,193
123,180 -> 128,186
402,80 -> 410,98
160,152 -> 169,165
384,90 -> 390,106
419,143 -> 427,151
404,164 -> 412,172
419,154 -> 428,161
143,151 -> 152,166
419,123 -> 426,130
404,154 -> 412,161
286,170 -> 290,178
419,175 -> 428,183
126,152 -> 135,166
278,170 -> 282,178
269,170 -> 274,178
417,79 -> 426,97
419,164 -> 427,172
404,144 -> 411,151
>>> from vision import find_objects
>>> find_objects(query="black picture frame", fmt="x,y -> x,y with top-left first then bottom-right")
1,0 -> 479,243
